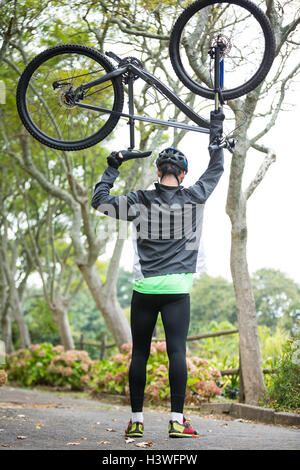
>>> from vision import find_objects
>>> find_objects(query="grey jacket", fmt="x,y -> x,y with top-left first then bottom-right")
92,118 -> 224,280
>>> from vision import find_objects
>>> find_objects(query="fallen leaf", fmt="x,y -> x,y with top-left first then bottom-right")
17,436 -> 27,440
135,441 -> 154,448
81,437 -> 87,440
112,418 -> 117,422
17,415 -> 26,418
66,442 -> 80,446
1,444 -> 9,447
106,428 -> 116,432
220,423 -> 228,428
97,441 -> 111,445
36,423 -> 44,429
96,422 -> 101,425
125,438 -> 135,444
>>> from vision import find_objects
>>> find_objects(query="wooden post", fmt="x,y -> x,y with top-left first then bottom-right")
100,332 -> 107,360
79,333 -> 84,351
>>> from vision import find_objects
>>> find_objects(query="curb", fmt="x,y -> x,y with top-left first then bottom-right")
198,402 -> 300,427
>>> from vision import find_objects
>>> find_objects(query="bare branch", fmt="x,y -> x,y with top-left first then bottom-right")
250,61 -> 300,144
245,146 -> 276,200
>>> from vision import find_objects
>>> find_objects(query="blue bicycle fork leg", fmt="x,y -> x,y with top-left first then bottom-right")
214,46 -> 224,110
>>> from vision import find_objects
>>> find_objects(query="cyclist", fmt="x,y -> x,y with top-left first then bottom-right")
91,109 -> 225,438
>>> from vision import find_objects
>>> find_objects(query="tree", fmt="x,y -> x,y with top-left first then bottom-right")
190,274 -> 237,331
0,0 -> 186,350
223,1 -> 300,404
252,268 -> 300,331
0,161 -> 33,350
117,267 -> 134,309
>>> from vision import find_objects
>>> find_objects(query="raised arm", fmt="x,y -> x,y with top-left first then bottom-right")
91,152 -> 140,221
184,109 -> 225,203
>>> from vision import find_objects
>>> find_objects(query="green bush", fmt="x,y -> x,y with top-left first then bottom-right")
6,343 -> 57,386
5,342 -> 223,403
5,343 -> 95,390
91,342 -> 222,405
266,337 -> 300,411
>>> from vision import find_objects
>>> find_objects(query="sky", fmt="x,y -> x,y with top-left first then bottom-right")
102,99 -> 300,286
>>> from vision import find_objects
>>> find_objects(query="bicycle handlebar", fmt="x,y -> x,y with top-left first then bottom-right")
209,138 -> 237,154
119,150 -> 152,161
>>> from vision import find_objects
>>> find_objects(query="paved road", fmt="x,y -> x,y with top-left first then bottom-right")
0,385 -> 299,451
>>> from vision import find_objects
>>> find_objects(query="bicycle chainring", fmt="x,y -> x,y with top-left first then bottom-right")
118,56 -> 144,84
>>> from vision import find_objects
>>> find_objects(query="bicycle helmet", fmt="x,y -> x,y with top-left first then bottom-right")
156,147 -> 188,173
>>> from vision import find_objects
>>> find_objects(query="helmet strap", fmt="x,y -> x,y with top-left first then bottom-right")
160,164 -> 181,185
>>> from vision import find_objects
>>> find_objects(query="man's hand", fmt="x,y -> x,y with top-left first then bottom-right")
210,108 -> 225,122
107,151 -> 124,169
209,108 -> 225,146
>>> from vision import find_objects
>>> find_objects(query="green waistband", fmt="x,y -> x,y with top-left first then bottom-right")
133,273 -> 194,294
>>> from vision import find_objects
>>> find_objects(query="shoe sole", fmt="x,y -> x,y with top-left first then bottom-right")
169,433 -> 199,438
125,433 -> 143,438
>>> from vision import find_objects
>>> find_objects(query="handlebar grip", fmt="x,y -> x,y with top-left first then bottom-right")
120,150 -> 152,161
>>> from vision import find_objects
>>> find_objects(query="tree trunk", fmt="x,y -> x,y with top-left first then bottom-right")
1,307 -> 13,354
50,292 -> 74,350
230,204 -> 265,404
9,286 -> 31,348
78,263 -> 131,349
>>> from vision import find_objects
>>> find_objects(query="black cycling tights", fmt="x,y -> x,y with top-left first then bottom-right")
129,291 -> 190,413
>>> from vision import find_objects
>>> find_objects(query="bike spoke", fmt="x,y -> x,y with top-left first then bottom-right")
178,2 -> 266,92
26,53 -> 116,143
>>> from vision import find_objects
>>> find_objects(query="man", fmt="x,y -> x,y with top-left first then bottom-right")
91,109 -> 225,438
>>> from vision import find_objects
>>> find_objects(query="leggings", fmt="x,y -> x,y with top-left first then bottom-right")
129,290 -> 190,413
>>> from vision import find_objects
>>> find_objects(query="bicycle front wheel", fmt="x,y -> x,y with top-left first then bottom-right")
17,44 -> 124,151
169,0 -> 275,100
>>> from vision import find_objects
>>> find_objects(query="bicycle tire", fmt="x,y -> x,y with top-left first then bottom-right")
169,0 -> 275,100
16,44 -> 124,151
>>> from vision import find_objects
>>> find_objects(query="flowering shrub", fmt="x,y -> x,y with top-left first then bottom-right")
5,343 -> 95,390
91,342 -> 222,405
0,369 -> 7,387
6,343 -> 56,386
5,342 -> 222,401
46,349 -> 95,390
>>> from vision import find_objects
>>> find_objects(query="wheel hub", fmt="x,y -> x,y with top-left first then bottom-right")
210,34 -> 232,57
58,85 -> 76,109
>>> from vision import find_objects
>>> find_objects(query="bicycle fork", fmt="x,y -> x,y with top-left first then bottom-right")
209,40 -> 225,110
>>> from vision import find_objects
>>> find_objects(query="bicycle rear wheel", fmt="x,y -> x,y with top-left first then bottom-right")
16,44 -> 124,151
169,0 -> 275,100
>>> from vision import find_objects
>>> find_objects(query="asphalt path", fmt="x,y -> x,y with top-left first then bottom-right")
0,385 -> 299,451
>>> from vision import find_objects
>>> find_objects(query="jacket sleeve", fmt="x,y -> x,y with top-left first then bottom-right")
91,166 -> 140,221
184,113 -> 224,204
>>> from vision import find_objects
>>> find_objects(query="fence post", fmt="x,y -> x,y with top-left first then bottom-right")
100,332 -> 107,360
79,333 -> 84,351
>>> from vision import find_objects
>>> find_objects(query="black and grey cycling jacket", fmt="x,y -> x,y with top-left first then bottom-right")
92,116 -> 224,280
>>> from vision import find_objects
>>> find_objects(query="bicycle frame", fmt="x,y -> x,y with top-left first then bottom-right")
74,60 -> 211,150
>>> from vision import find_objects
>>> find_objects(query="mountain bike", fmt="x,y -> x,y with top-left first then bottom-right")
16,0 -> 275,156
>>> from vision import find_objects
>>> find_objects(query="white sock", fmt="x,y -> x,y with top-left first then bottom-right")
171,412 -> 184,424
132,412 -> 143,423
